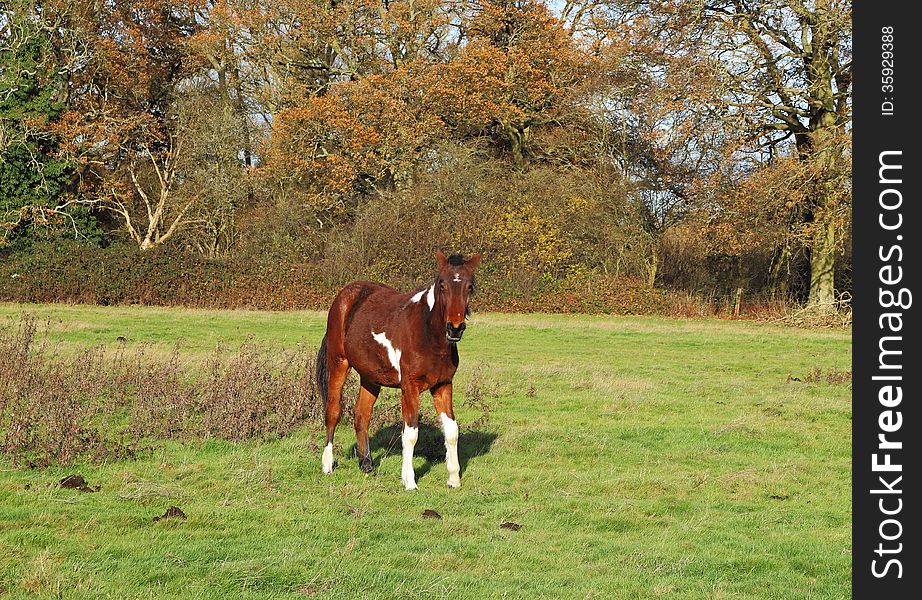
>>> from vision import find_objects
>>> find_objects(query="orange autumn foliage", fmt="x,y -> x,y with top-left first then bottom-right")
265,0 -> 597,208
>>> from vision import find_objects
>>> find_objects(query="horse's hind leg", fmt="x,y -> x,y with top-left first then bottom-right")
321,357 -> 349,474
354,380 -> 380,473
432,383 -> 461,488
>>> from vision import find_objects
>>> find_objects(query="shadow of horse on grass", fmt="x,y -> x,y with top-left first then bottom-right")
348,424 -> 497,482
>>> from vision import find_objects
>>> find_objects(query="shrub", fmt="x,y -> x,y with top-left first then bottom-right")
0,316 -> 321,466
1,230 -> 673,315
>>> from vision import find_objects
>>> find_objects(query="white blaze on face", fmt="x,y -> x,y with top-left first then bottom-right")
452,273 -> 461,283
426,284 -> 435,310
440,413 -> 461,488
401,425 -> 419,490
321,443 -> 334,474
371,331 -> 402,382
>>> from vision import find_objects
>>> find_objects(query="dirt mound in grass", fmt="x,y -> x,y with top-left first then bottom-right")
153,506 -> 187,522
59,474 -> 99,493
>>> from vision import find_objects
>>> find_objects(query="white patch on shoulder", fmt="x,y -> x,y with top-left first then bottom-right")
371,330 -> 402,382
426,284 -> 435,310
322,443 -> 334,474
409,288 -> 426,304
453,273 -> 461,282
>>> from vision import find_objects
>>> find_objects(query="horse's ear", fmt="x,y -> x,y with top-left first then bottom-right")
435,250 -> 448,269
466,254 -> 481,270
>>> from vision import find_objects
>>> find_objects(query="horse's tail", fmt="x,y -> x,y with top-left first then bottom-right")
316,333 -> 329,411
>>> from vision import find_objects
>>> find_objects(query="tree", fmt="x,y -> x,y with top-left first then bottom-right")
0,1 -> 97,247
265,0 -> 599,219
611,0 -> 851,306
706,0 -> 850,307
448,0 -> 595,166
54,0 -> 208,250
172,89 -> 250,257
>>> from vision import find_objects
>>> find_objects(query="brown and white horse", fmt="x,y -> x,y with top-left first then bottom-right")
316,251 -> 481,490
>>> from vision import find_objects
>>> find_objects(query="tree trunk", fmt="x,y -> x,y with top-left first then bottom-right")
647,241 -> 658,288
798,120 -> 839,308
505,123 -> 530,167
808,216 -> 836,308
768,242 -> 791,300
232,68 -> 252,169
800,2 -> 843,310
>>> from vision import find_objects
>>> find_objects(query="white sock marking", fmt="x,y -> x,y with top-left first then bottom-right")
426,284 -> 435,310
371,331 -> 402,382
401,425 -> 419,490
440,413 -> 461,488
321,443 -> 334,474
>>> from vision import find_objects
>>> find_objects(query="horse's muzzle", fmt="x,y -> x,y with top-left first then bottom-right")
446,322 -> 466,343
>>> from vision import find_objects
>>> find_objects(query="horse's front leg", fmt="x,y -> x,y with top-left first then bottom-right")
399,385 -> 421,491
432,383 -> 461,488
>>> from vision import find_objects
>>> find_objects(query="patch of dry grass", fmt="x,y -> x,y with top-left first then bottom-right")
0,316 -> 322,466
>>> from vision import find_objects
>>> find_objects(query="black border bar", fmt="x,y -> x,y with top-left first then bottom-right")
853,3 -> 918,597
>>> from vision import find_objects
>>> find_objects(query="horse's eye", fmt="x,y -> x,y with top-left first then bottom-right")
439,281 -> 445,290
468,285 -> 474,293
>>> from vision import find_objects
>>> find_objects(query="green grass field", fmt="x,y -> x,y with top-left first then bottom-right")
0,304 -> 851,599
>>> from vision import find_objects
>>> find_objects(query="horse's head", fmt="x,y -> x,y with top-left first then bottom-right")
434,250 -> 481,343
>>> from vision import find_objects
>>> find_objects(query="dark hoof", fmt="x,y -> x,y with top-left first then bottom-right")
359,456 -> 373,473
